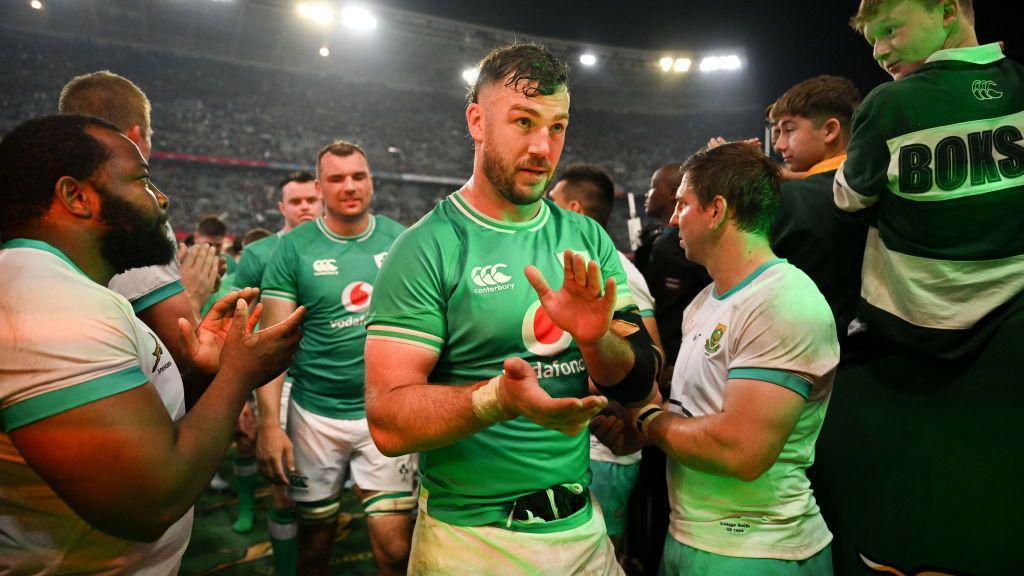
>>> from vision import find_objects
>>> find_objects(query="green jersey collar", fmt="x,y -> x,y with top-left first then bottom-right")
712,258 -> 787,301
450,188 -> 550,234
316,215 -> 376,243
926,43 -> 1004,66
0,238 -> 89,278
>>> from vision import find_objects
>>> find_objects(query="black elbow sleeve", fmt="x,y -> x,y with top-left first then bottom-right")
592,310 -> 663,405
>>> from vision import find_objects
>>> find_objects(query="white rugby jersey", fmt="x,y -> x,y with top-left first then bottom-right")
668,258 -> 838,560
0,239 -> 191,575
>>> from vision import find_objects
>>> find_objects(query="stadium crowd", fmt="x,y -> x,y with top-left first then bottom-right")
2,0 -> 1021,575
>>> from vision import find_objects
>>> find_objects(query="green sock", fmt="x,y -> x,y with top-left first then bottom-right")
231,456 -> 258,533
268,507 -> 297,576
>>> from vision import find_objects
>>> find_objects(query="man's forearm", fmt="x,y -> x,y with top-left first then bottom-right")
367,380 -> 492,456
256,373 -> 286,427
646,411 -> 750,479
577,331 -> 634,387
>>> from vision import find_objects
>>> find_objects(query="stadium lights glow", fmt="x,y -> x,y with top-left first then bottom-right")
296,2 -> 334,25
319,45 -> 330,57
579,53 -> 597,67
340,5 -> 378,31
700,55 -> 742,72
462,67 -> 480,85
29,0 -> 43,9
673,58 -> 692,73
659,56 -> 673,72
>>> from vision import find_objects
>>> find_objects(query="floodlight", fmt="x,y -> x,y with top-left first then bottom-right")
340,5 -> 377,31
659,56 -> 673,72
319,45 -> 330,57
30,0 -> 43,9
699,56 -> 721,72
462,67 -> 480,85
673,58 -> 691,73
579,53 -> 597,67
296,2 -> 334,24
721,55 -> 742,70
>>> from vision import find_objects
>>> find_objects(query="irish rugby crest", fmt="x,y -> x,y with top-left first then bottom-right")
705,323 -> 727,354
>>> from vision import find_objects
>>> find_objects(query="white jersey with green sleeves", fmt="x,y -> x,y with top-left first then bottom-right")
366,188 -> 636,531
261,215 -> 405,420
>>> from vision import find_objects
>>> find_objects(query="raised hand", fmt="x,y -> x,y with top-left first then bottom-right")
177,287 -> 260,375
178,242 -> 220,313
497,357 -> 607,436
218,298 -> 305,390
524,250 -> 617,346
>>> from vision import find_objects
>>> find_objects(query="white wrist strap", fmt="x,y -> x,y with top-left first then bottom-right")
472,376 -> 515,425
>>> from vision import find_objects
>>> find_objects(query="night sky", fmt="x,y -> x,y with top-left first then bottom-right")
375,0 -> 1021,103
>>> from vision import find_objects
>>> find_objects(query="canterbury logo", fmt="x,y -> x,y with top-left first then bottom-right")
312,258 -> 338,276
972,80 -> 1003,101
471,263 -> 512,287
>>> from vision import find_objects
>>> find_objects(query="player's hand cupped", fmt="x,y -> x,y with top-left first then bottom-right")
178,242 -> 220,311
524,250 -> 616,346
257,424 -> 295,485
497,357 -> 607,436
217,296 -> 305,390
176,287 -> 260,375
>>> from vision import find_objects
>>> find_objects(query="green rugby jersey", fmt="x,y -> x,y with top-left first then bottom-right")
232,232 -> 281,291
366,188 -> 636,532
262,215 -> 404,419
834,43 -> 1024,357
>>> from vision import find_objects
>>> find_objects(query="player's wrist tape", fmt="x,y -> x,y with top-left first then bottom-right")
635,404 -> 664,436
472,376 -> 515,425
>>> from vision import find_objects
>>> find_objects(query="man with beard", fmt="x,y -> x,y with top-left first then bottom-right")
59,70 -> 222,407
0,114 -> 304,573
364,43 -> 660,575
256,141 -> 412,576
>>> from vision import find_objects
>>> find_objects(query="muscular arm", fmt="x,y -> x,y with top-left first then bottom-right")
646,378 -> 805,481
364,339 -> 490,457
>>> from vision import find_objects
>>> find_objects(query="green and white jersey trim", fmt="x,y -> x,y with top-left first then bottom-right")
449,188 -> 551,234
926,42 -> 1004,65
862,228 -> 1024,330
365,325 -> 444,353
316,214 -> 377,243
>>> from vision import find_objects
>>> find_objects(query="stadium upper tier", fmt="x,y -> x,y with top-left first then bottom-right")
1,3 -> 762,247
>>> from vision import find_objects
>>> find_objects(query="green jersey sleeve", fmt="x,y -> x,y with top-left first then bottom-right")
366,224 -> 451,354
232,244 -> 265,291
261,236 -> 298,302
835,87 -> 891,213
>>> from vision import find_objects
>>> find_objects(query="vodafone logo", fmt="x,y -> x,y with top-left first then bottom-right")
341,281 -> 373,313
521,300 -> 572,356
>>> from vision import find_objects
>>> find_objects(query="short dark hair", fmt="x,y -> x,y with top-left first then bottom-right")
770,76 -> 861,138
278,170 -> 316,195
468,42 -> 570,105
58,71 -> 151,133
316,140 -> 368,178
242,227 -> 272,247
680,143 -> 781,238
196,215 -> 227,237
556,163 -> 616,228
0,114 -> 121,231
850,0 -> 974,32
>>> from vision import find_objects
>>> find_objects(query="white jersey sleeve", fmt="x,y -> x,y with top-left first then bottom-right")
107,224 -> 184,313
0,245 -> 152,431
